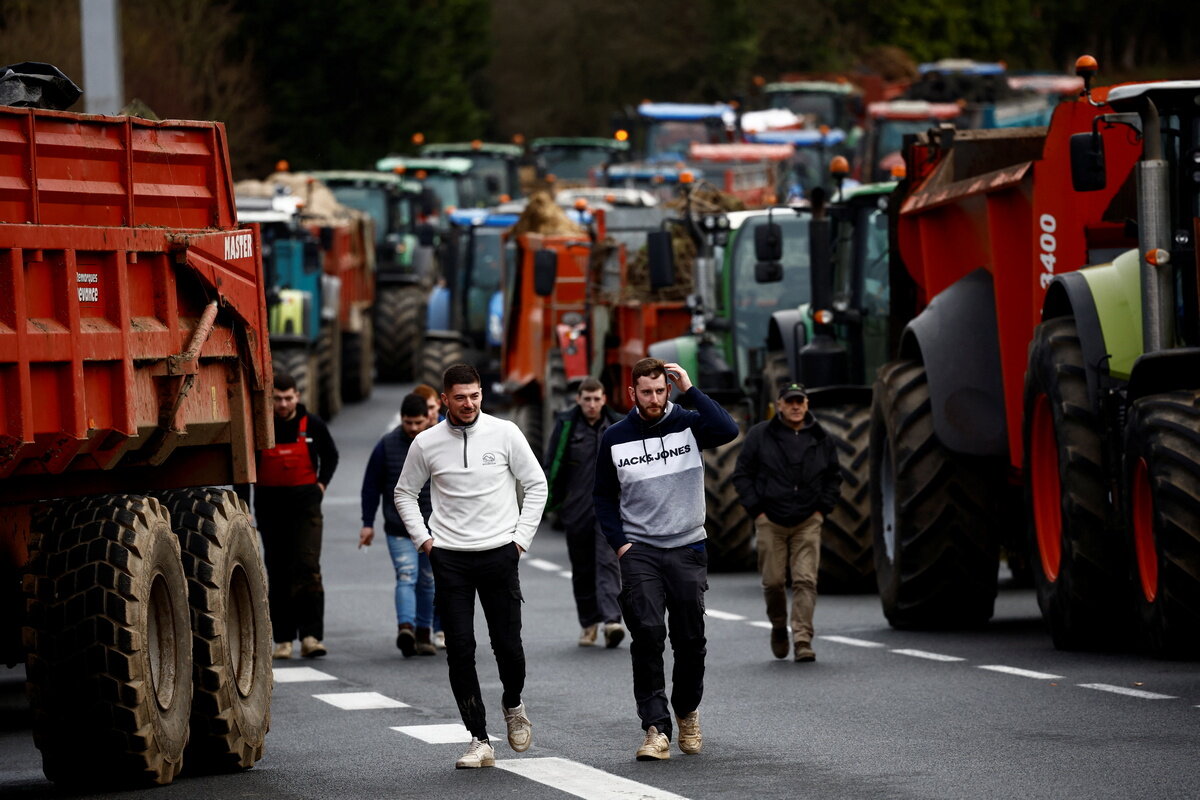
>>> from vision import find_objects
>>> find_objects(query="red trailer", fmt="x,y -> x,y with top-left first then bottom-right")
0,105 -> 274,784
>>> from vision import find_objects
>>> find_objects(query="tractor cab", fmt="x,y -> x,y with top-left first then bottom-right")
420,141 -> 524,205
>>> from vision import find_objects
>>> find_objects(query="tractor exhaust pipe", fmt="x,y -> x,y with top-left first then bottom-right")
1137,98 -> 1174,353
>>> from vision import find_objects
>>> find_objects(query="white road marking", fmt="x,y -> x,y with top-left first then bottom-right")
527,558 -> 563,572
313,692 -> 409,710
560,570 -> 573,579
1078,683 -> 1177,700
497,756 -> 689,800
978,665 -> 1063,680
748,620 -> 774,629
891,649 -> 965,662
820,635 -> 887,648
705,609 -> 745,621
390,723 -> 497,744
320,496 -> 359,506
273,666 -> 338,683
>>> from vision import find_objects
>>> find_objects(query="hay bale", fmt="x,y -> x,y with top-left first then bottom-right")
234,172 -> 364,226
510,191 -> 586,237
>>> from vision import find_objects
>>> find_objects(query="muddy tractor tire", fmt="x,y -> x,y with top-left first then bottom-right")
703,436 -> 756,572
813,402 -> 876,593
419,336 -> 465,390
316,322 -> 342,421
23,495 -> 192,786
544,349 -> 570,449
341,315 -> 374,403
511,401 -> 545,457
1023,317 -> 1126,649
376,285 -> 424,382
157,488 -> 272,771
870,360 -> 1000,628
1123,391 -> 1200,658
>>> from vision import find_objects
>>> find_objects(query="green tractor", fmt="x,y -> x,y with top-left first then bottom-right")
309,170 -> 435,382
419,141 -> 524,205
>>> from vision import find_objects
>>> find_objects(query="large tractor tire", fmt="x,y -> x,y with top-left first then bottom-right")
704,435 -> 756,572
22,495 -> 192,786
316,323 -> 342,421
376,285 -> 424,382
813,402 -> 875,593
1023,317 -> 1126,649
511,402 -> 545,457
870,360 -> 1000,627
1123,391 -> 1200,658
341,315 -> 374,403
273,345 -> 317,409
419,336 -> 465,390
543,349 -> 570,447
157,488 -> 272,771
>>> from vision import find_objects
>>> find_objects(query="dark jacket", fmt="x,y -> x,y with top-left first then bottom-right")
731,413 -> 841,525
361,426 -> 432,538
544,404 -> 622,525
268,403 -> 339,487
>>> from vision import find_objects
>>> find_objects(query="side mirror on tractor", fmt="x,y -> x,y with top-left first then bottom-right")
533,249 -> 558,297
646,230 -> 676,290
1070,132 -> 1106,192
754,222 -> 783,283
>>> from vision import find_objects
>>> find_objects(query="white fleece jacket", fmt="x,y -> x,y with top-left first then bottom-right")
394,411 -> 547,552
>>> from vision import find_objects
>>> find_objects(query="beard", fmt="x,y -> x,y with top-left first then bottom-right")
447,406 -> 478,425
634,396 -> 665,420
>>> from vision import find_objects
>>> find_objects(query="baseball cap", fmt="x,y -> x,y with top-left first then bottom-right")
778,382 -> 808,402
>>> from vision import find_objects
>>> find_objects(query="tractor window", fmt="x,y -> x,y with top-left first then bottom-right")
644,120 -> 720,161
769,93 -> 839,129
467,231 -> 504,338
328,186 -> 389,245
729,216 -> 811,378
423,174 -> 461,210
537,148 -> 610,182
876,119 -> 932,163
467,154 -> 515,199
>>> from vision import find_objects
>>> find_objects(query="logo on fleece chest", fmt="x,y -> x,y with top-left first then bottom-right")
612,430 -> 700,478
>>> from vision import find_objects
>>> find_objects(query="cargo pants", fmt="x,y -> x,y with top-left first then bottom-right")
755,512 -> 822,645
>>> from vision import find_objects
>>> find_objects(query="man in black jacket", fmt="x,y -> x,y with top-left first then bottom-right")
732,383 -> 841,662
544,378 -> 625,648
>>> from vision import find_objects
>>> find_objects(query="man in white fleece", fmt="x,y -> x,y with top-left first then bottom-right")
394,363 -> 547,770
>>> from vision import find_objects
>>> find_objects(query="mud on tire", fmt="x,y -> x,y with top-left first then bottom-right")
157,488 -> 272,771
341,315 -> 374,403
22,495 -> 192,786
813,403 -> 875,593
376,285 -> 424,382
419,336 -> 465,390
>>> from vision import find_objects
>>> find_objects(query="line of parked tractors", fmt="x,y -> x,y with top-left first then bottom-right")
3,52 -> 1199,790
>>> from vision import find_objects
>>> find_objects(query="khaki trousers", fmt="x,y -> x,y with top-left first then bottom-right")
755,513 -> 822,644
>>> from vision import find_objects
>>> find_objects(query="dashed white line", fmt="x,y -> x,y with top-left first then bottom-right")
560,570 -> 573,579
978,665 -> 1063,680
391,723 -> 497,743
526,558 -> 563,572
273,666 -> 338,683
820,635 -> 887,648
1078,683 -> 1177,700
705,609 -> 746,621
497,756 -> 689,800
748,620 -> 773,629
891,649 -> 965,662
313,692 -> 409,710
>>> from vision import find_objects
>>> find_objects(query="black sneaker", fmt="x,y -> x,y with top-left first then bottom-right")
396,624 -> 416,657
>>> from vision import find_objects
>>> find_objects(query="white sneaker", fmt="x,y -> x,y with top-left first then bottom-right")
636,725 -> 670,761
455,737 -> 495,769
578,624 -> 598,647
502,702 -> 532,752
434,630 -> 446,649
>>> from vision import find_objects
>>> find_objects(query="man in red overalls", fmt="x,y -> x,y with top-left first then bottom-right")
256,372 -> 339,659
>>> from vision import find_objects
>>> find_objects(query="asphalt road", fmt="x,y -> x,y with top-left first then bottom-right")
2,383 -> 1198,799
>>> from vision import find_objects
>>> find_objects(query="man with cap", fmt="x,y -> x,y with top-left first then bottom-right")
731,382 -> 842,662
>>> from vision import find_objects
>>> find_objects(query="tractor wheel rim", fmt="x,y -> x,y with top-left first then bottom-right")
148,572 -> 178,711
880,434 -> 897,563
228,564 -> 256,697
1030,394 -> 1063,582
1132,457 -> 1158,604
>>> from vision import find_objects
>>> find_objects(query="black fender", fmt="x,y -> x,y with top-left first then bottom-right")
899,268 -> 1006,457
1128,348 -> 1200,403
766,308 -> 808,383
1043,272 -> 1109,410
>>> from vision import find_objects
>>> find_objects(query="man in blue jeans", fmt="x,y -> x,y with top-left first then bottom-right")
360,393 -> 439,656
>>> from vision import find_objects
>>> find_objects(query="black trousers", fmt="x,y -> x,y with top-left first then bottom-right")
618,544 -> 708,741
430,543 -> 525,740
256,484 -> 325,642
566,520 -> 622,627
